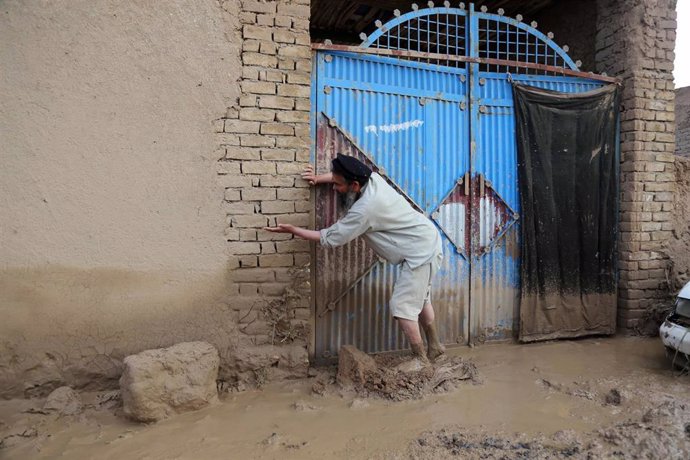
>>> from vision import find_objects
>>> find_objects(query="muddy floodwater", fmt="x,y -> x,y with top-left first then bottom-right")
1,336 -> 689,459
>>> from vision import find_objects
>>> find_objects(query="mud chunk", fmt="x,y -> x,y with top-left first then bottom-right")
336,345 -> 378,386
43,386 -> 83,416
119,341 -> 219,422
292,400 -> 320,411
349,398 -> 369,409
605,388 -> 622,406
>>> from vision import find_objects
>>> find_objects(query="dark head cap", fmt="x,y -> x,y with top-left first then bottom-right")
331,153 -> 372,185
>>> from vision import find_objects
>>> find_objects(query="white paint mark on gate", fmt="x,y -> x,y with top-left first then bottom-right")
365,119 -> 424,136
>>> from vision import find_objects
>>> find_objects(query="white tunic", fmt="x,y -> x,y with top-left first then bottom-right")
319,173 -> 443,269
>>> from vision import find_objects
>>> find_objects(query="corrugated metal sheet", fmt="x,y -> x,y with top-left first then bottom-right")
313,52 -> 470,358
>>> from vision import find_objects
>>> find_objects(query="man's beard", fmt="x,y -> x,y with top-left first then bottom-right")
339,190 -> 360,211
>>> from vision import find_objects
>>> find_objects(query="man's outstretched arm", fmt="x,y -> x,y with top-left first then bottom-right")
302,164 -> 333,185
264,224 -> 320,241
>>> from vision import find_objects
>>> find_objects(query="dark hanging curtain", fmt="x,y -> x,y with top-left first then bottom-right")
513,82 -> 620,342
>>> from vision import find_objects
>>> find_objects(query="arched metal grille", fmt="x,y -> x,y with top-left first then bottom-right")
360,3 -> 579,75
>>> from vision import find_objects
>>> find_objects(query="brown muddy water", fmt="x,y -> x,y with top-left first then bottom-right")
1,336 -> 688,459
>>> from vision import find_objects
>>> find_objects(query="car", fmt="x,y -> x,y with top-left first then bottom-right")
660,280 -> 690,372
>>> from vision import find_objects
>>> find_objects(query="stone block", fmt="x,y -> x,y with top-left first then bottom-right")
120,342 -> 219,423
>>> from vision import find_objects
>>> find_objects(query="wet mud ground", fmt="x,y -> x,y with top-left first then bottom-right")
1,336 -> 689,459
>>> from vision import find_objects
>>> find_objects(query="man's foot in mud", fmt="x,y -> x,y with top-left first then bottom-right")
427,343 -> 446,362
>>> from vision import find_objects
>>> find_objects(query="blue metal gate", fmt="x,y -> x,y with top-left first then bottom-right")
311,3 -> 612,359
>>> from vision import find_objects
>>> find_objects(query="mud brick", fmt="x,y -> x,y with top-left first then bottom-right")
224,202 -> 256,214
259,41 -> 277,55
242,0 -> 277,14
277,3 -> 309,17
276,240 -> 311,253
239,256 -> 258,268
260,283 -> 289,296
241,187 -> 276,201
242,161 -> 277,175
232,214 -> 269,228
276,110 -> 309,123
276,136 -> 308,148
227,242 -> 261,255
240,229 -> 258,241
273,29 -> 296,44
256,229 -> 293,241
241,134 -> 276,148
261,149 -> 295,161
224,189 -> 241,201
259,254 -> 294,267
243,25 -> 272,41
256,14 -> 274,26
243,52 -> 277,68
277,187 -> 310,200
278,45 -> 311,59
225,228 -> 240,241
241,81 -> 276,95
225,147 -> 262,161
277,84 -> 310,98
225,120 -> 261,134
239,283 -> 259,296
258,95 -> 294,110
260,123 -> 294,135
261,242 -> 276,254
261,200 -> 295,214
238,12 -> 256,24
274,213 -> 310,226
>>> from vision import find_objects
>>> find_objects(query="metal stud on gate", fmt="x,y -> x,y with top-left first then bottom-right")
497,8 -> 504,16
359,32 -> 367,41
575,60 -> 582,68
480,5 -> 487,12
324,39 -> 332,46
324,86 -> 332,95
479,77 -> 486,85
412,3 -> 419,11
530,21 -> 538,28
459,2 -> 465,10
563,45 -> 570,52
460,74 -> 466,82
394,9 -> 401,17
427,1 -> 434,8
324,54 -> 333,62
547,32 -> 554,39
375,19 -> 383,28
419,97 -> 427,106
459,101 -> 467,110
444,1 -> 450,7
516,14 -> 523,22
327,115 -> 336,125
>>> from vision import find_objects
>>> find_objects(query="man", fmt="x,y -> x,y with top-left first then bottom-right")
265,153 -> 445,363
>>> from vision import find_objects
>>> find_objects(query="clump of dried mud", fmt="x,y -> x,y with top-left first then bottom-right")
405,371 -> 690,460
359,355 -> 479,401
312,352 -> 480,402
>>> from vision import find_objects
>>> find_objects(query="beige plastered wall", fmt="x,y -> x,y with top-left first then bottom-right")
0,0 -> 241,397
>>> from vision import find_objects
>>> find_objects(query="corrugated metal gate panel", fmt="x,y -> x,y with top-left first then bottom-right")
314,52 -> 470,358
311,5 -> 615,356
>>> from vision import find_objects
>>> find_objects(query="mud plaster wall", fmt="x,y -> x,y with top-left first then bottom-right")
0,0 -> 278,398
668,156 -> 690,287
596,0 -> 677,328
676,86 -> 690,156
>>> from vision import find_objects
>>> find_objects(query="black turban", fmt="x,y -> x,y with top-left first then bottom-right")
331,153 -> 372,184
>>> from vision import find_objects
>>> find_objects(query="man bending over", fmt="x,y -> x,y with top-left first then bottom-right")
265,153 -> 445,363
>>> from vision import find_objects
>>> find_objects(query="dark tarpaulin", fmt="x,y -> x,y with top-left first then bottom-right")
513,82 -> 620,342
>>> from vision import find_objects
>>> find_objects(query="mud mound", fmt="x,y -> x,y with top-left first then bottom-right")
408,399 -> 690,459
337,348 -> 479,401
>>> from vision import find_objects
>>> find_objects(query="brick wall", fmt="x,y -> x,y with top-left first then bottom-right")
216,0 -> 312,378
595,0 -> 677,329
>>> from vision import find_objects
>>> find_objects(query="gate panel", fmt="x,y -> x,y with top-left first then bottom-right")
313,51 -> 470,358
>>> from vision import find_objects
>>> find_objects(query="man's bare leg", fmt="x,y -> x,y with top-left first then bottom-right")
419,302 -> 445,361
396,318 -> 428,362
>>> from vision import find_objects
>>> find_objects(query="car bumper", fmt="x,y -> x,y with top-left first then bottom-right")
660,319 -> 690,355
